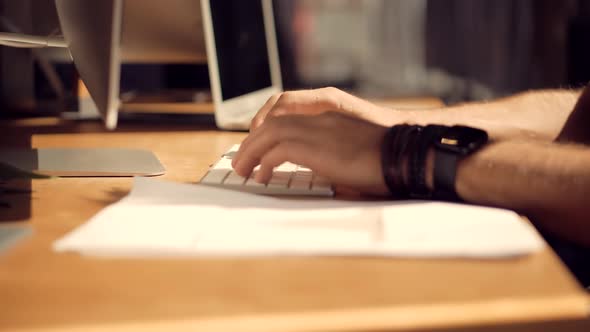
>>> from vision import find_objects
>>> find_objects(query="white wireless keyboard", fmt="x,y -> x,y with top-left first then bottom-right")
200,144 -> 334,196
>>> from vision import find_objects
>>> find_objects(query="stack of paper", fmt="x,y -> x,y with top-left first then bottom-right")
53,178 -> 544,258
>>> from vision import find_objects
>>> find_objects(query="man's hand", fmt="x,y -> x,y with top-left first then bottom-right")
234,112 -> 390,195
250,87 -> 389,131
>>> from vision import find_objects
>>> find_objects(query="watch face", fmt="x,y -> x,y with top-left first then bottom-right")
435,126 -> 488,155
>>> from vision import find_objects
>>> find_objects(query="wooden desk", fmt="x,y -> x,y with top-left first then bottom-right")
0,117 -> 588,332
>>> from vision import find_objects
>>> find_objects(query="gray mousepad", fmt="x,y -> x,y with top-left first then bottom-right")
0,226 -> 31,254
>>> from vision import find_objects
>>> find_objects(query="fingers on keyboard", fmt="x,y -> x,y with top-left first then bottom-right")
201,145 -> 333,196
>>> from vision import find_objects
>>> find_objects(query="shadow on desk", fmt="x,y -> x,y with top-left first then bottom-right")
432,318 -> 590,332
0,180 -> 32,222
0,128 -> 33,222
3,113 -> 218,137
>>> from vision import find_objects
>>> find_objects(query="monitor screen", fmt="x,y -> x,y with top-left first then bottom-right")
210,0 -> 272,101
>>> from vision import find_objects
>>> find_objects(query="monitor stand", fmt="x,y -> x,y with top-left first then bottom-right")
0,148 -> 165,177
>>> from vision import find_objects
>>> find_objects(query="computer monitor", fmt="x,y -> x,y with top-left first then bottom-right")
201,0 -> 282,130
55,0 -> 279,131
55,0 -> 123,130
55,0 -> 209,130
0,1 -> 166,177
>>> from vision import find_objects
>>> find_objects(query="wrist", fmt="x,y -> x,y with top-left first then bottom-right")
381,124 -> 488,200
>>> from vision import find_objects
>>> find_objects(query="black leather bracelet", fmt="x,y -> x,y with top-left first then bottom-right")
409,125 -> 447,199
407,126 -> 425,197
381,124 -> 418,197
383,124 -> 441,198
391,125 -> 420,197
381,125 -> 401,195
384,123 -> 487,201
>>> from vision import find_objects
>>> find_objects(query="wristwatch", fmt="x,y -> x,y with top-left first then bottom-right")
433,125 -> 488,200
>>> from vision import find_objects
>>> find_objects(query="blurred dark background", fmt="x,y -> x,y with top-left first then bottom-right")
1,0 -> 590,116
274,0 -> 590,103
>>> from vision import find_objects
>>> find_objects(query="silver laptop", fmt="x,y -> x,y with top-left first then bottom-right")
201,0 -> 282,130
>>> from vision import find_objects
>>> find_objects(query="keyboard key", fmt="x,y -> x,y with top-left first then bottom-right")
245,170 -> 267,188
201,169 -> 230,184
276,162 -> 298,172
213,157 -> 233,170
294,170 -> 313,178
266,171 -> 291,189
245,178 -> 267,188
297,166 -> 312,172
290,171 -> 312,190
222,144 -> 240,158
290,181 -> 310,190
224,171 -> 247,186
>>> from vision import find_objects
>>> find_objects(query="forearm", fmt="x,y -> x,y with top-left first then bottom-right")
377,90 -> 581,141
426,140 -> 590,247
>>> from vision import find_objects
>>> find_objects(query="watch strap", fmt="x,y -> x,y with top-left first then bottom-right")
409,125 -> 446,199
433,148 -> 461,201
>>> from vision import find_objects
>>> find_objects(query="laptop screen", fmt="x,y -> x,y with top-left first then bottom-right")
210,0 -> 272,101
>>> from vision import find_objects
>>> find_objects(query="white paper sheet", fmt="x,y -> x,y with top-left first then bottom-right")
53,177 -> 544,258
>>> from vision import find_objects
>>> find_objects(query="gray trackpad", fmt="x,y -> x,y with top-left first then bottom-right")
0,148 -> 165,177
